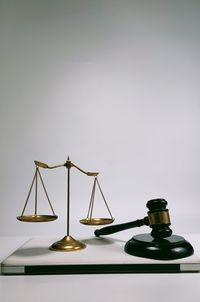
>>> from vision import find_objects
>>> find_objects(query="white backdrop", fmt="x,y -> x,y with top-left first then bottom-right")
0,0 -> 200,238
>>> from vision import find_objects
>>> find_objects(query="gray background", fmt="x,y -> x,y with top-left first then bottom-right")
0,0 -> 199,238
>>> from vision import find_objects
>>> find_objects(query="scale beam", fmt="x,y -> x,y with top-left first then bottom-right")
34,159 -> 99,177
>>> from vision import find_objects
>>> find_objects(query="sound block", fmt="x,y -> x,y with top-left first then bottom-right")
125,233 -> 194,260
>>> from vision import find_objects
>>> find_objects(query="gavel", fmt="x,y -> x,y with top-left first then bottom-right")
95,198 -> 172,240
94,198 -> 194,260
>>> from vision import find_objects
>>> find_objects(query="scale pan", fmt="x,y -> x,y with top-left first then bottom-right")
17,215 -> 58,222
80,217 -> 114,225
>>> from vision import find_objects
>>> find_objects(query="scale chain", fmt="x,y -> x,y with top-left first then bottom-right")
37,168 -> 56,216
96,178 -> 113,219
21,169 -> 37,216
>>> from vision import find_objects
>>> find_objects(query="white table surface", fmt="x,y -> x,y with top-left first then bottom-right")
1,236 -> 200,302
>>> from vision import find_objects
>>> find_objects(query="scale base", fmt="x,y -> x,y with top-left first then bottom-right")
125,233 -> 194,260
49,235 -> 86,252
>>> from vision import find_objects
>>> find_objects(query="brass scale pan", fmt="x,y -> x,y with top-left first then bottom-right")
80,218 -> 114,225
17,215 -> 58,222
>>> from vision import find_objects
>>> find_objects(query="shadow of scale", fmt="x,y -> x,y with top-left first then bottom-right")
17,158 -> 114,252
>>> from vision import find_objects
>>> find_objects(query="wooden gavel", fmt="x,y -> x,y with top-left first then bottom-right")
95,198 -> 172,240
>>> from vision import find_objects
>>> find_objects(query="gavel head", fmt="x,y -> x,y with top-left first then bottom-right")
146,198 -> 172,240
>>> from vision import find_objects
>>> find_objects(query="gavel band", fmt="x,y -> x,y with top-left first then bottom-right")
148,210 -> 170,226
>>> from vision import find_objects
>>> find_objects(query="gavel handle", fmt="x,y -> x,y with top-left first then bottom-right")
94,216 -> 149,237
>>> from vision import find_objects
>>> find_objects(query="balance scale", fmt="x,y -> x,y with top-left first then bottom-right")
16,157 -> 114,252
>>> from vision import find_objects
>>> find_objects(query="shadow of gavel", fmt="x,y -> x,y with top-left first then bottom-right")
94,198 -> 194,260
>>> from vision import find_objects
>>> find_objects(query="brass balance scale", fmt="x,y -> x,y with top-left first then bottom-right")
17,157 -> 114,252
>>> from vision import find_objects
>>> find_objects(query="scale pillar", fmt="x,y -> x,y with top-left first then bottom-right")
49,157 -> 86,252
